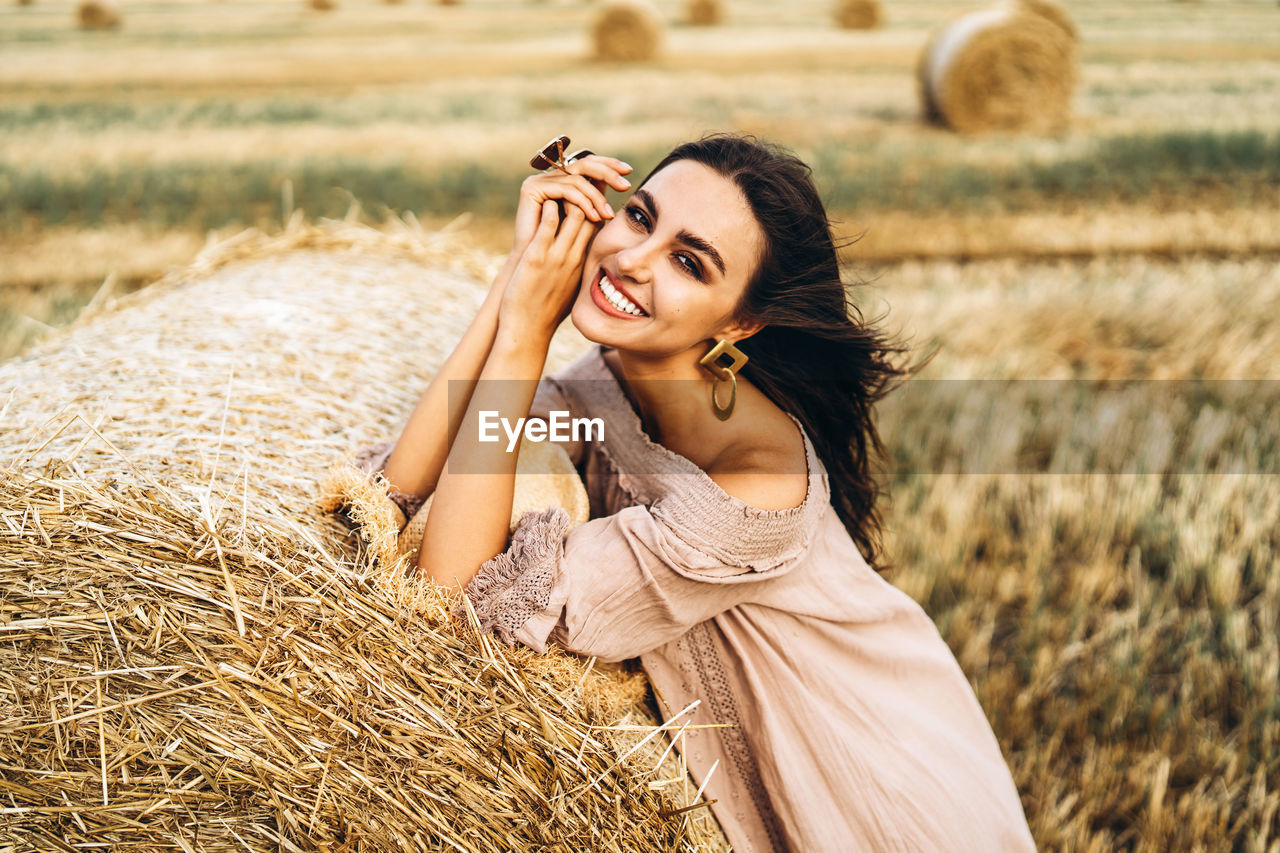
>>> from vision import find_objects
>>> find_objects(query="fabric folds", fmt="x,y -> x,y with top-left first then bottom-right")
456,506 -> 571,644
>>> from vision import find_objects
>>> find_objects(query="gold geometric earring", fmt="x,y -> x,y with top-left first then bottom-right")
698,339 -> 749,421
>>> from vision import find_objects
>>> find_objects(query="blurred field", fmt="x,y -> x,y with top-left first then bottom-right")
3,0 -> 1280,354
866,253 -> 1280,850
2,0 -> 1279,849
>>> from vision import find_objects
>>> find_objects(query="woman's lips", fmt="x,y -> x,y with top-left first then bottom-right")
603,269 -> 646,309
591,268 -> 648,320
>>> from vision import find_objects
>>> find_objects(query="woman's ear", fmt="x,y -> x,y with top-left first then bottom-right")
718,317 -> 766,344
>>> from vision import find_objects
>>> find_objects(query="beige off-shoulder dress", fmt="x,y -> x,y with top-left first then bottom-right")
377,344 -> 1036,853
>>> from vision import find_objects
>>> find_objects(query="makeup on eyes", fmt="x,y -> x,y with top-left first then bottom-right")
623,201 -> 709,281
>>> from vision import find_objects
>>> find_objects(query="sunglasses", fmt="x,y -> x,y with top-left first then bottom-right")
530,135 -> 594,174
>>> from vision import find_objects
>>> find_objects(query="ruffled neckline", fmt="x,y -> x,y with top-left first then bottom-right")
572,345 -> 830,571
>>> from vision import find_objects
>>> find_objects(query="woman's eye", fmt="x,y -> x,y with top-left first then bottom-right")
625,205 -> 701,279
675,254 -> 703,280
625,206 -> 649,229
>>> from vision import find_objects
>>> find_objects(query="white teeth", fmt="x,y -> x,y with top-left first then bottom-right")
600,275 -> 645,316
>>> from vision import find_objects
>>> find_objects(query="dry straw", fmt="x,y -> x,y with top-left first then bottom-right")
592,0 -> 664,62
834,0 -> 881,30
685,0 -> 723,26
76,0 -> 121,29
918,0 -> 1078,133
0,213 -> 728,850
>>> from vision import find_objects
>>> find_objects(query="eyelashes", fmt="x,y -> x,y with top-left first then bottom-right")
623,205 -> 704,281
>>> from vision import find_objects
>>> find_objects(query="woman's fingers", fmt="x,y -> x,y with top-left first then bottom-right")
528,158 -> 631,219
553,200 -> 590,250
530,199 -> 560,251
567,204 -> 598,261
568,156 -> 632,194
526,175 -> 606,221
558,179 -> 610,221
568,155 -> 634,192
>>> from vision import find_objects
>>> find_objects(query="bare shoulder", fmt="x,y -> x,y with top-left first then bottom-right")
706,416 -> 809,511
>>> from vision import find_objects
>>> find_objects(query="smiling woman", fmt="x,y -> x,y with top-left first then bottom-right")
348,132 -> 1037,852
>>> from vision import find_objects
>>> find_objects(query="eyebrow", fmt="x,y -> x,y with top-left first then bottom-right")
634,188 -> 727,278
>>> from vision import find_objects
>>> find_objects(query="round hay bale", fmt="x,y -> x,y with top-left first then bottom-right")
834,0 -> 881,30
686,0 -> 722,26
0,218 -> 729,851
76,0 -> 121,29
591,0 -> 664,62
1018,0 -> 1078,41
17,0 -> 37,7
918,0 -> 1078,134
309,0 -> 336,9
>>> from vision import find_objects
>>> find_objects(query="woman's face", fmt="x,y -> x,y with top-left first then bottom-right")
570,159 -> 766,359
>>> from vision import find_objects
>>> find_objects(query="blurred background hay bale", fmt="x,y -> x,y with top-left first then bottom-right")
918,0 -> 1078,133
591,0 -> 664,62
1018,0 -> 1078,41
308,0 -> 336,10
833,0 -> 881,30
76,0 -> 120,29
685,0 -> 723,26
0,217 -> 728,851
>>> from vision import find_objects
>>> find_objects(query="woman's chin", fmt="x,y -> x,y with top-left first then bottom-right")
569,302 -> 614,346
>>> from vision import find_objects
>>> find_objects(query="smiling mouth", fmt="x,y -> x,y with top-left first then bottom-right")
592,268 -> 649,318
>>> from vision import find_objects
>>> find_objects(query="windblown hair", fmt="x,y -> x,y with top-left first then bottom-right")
638,133 -> 916,571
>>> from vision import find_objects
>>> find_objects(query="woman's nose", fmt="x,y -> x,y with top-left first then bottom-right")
615,242 -> 653,283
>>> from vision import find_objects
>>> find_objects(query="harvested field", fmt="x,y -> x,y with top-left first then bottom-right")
2,0 -> 1277,847
862,252 -> 1280,850
3,220 -> 1277,849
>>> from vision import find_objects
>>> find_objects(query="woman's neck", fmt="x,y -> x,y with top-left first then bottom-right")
603,344 -> 736,450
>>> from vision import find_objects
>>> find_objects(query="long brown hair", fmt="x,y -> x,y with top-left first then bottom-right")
638,132 -> 915,571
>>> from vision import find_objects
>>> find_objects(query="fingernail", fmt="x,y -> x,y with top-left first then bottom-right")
604,202 -> 614,217
620,162 -> 632,171
619,178 -> 631,188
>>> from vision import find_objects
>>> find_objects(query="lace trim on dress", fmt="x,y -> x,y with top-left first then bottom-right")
456,507 -> 571,644
681,622 -> 789,853
351,440 -> 428,523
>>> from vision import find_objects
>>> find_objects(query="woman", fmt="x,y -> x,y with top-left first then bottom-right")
360,133 -> 1035,851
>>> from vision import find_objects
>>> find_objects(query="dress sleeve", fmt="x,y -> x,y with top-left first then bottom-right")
458,501 -> 802,663
350,440 -> 428,529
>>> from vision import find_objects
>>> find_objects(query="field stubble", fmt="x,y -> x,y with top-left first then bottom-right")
865,252 -> 1280,850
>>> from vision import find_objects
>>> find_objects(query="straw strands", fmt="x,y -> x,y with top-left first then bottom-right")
918,0 -> 1078,133
591,0 -> 664,62
0,215 -> 727,850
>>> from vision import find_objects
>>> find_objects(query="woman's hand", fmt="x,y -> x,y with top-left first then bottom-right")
498,199 -> 597,345
510,155 -> 633,261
